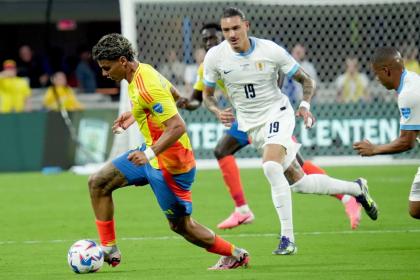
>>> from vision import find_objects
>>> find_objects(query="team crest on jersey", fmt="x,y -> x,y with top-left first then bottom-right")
255,62 -> 265,71
153,103 -> 164,114
401,108 -> 411,120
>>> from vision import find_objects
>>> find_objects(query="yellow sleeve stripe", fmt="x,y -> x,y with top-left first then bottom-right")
135,74 -> 154,104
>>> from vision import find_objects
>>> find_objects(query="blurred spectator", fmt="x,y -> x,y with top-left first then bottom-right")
402,44 -> 420,74
16,45 -> 49,88
75,46 -> 97,93
43,71 -> 83,111
0,60 -> 31,113
158,49 -> 186,86
184,48 -> 206,94
335,56 -> 369,103
282,43 -> 319,106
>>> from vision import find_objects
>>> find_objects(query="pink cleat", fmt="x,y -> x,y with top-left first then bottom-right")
208,248 -> 249,270
344,196 -> 362,230
217,211 -> 255,230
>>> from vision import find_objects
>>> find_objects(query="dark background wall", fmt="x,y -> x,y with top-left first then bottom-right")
0,0 -> 120,71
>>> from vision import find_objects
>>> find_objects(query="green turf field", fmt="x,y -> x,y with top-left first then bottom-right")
1,165 -> 419,279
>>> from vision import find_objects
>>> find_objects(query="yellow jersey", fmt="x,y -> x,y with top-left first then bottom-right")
0,76 -> 31,113
43,86 -> 84,111
128,63 -> 195,174
193,63 -> 226,93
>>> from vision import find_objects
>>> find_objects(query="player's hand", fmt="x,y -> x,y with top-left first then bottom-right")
353,139 -> 376,156
295,107 -> 315,129
218,107 -> 235,127
127,150 -> 148,165
176,97 -> 189,109
112,111 -> 135,133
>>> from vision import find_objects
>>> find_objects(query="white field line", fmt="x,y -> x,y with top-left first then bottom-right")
1,228 -> 420,246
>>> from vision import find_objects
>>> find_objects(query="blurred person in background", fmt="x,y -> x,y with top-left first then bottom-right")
76,46 -> 97,93
0,59 -> 31,113
183,48 -> 206,95
158,49 -> 186,86
16,45 -> 49,88
282,43 -> 319,107
354,47 -> 420,219
43,71 -> 83,111
335,56 -> 370,103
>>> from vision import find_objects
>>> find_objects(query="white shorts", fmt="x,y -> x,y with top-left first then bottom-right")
409,167 -> 420,201
247,103 -> 300,169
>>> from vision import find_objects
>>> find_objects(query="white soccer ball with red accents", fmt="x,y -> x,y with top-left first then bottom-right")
67,239 -> 104,273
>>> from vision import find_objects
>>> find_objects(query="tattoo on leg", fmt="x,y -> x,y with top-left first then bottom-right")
95,163 -> 128,194
284,160 -> 304,185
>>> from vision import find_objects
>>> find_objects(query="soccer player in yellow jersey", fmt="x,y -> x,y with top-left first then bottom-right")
90,33 -> 249,270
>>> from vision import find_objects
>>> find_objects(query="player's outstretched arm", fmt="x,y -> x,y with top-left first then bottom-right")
353,130 -> 418,156
112,111 -> 135,133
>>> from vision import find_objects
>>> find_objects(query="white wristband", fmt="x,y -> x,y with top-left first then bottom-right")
299,100 -> 311,111
144,147 -> 156,161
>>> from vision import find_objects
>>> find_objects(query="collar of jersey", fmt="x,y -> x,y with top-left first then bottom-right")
236,37 -> 256,57
396,69 -> 407,94
129,62 -> 142,85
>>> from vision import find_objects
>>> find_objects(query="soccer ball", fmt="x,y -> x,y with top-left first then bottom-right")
67,239 -> 104,273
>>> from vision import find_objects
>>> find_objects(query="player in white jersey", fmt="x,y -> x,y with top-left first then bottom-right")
203,7 -> 379,255
354,47 -> 420,219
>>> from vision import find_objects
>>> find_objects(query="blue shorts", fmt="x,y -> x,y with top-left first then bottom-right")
112,150 -> 196,218
225,121 -> 250,147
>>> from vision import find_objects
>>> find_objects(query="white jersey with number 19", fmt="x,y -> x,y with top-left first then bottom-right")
203,37 -> 300,132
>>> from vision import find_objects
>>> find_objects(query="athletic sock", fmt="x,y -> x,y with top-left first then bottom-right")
235,204 -> 251,214
206,235 -> 234,256
291,174 -> 362,196
96,219 -> 116,247
263,161 -> 294,242
218,155 -> 247,207
303,160 -> 344,201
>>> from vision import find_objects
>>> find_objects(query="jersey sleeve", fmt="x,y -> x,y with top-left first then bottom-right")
203,49 -> 219,88
399,93 -> 420,131
146,75 -> 178,124
268,41 -> 300,78
193,63 -> 204,91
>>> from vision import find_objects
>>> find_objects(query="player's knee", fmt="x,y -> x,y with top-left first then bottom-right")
213,145 -> 227,159
168,219 -> 187,235
262,161 -> 283,180
88,173 -> 104,196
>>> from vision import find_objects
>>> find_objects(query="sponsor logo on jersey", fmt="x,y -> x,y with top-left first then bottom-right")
223,69 -> 233,74
401,107 -> 411,120
153,103 -> 164,113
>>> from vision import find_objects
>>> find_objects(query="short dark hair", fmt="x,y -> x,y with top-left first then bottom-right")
372,47 -> 400,65
222,7 -> 246,20
200,23 -> 221,33
92,33 -> 136,61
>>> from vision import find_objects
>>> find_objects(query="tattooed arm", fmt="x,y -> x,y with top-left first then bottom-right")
292,67 -> 316,128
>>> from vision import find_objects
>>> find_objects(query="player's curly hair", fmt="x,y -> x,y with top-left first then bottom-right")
92,33 -> 136,61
